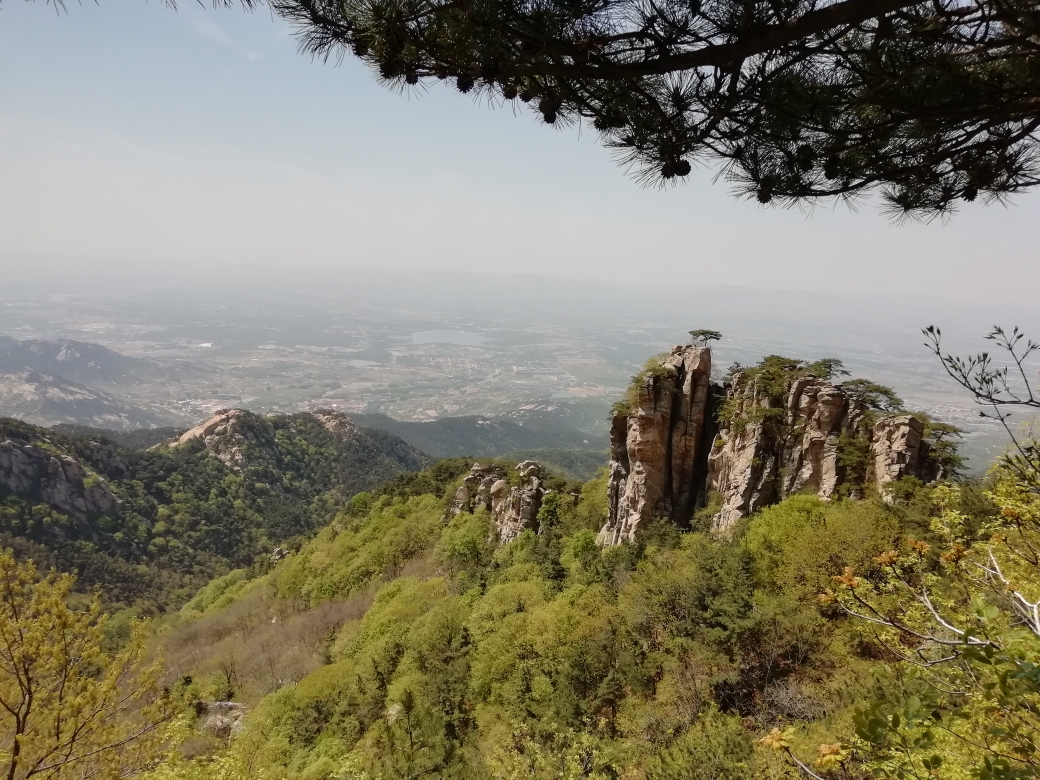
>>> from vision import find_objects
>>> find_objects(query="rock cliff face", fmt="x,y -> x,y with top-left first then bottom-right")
0,438 -> 121,521
597,347 -> 941,545
448,460 -> 545,544
707,375 -> 869,533
597,345 -> 713,546
871,415 -> 930,488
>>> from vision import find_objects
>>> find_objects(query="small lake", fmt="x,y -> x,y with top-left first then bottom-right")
410,330 -> 489,346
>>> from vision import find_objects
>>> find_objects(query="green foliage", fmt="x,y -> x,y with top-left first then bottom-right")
436,509 -> 495,583
806,358 -> 850,382
836,429 -> 873,494
915,412 -> 968,478
273,0 -> 1040,217
369,457 -> 474,502
717,355 -> 833,433
840,379 -> 905,412
179,569 -> 253,616
688,329 -> 723,346
744,495 -> 899,600
619,533 -> 754,653
350,414 -> 597,458
0,415 -> 428,611
646,708 -> 757,780
613,354 -> 674,417
274,494 -> 447,606
499,449 -> 607,482
146,442 -> 1007,780
51,423 -> 185,451
804,470 -> 1040,780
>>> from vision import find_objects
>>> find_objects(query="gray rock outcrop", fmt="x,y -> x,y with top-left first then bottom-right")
596,346 -> 943,544
598,345 -> 713,546
870,415 -> 925,488
448,460 -> 546,544
0,438 -> 121,521
199,701 -> 247,739
171,409 -> 262,470
707,375 -> 868,534
311,409 -> 363,440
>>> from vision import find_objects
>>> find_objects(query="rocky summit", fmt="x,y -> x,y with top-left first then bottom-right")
598,345 -> 941,545
448,460 -> 546,544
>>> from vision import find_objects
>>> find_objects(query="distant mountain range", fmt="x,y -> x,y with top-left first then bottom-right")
0,336 -> 609,455
0,370 -> 169,430
0,337 -> 190,430
0,336 -> 160,383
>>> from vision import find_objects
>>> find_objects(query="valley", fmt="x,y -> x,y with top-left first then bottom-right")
1,322 -> 1037,780
1,272 -> 1031,470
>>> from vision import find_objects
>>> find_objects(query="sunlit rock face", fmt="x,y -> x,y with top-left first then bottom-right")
707,374 -> 869,535
171,409 -> 277,470
447,460 -> 545,544
597,346 -> 938,544
598,345 -> 713,546
0,438 -> 122,522
871,414 -> 933,489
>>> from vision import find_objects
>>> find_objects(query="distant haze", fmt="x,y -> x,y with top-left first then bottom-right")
2,1 -> 1040,306
3,0 -> 1038,475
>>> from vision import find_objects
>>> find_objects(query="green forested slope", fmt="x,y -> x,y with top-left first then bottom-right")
0,412 -> 429,611
51,423 -> 186,451
350,413 -> 601,456
150,453 -> 1006,780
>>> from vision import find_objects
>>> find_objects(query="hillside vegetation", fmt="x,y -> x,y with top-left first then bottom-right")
4,336 -> 1040,780
0,412 -> 428,612
143,441 -> 1033,780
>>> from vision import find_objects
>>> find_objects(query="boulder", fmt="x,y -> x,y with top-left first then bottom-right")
199,701 -> 247,739
447,461 -> 546,544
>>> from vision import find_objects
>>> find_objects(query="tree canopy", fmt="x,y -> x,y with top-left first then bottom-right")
0,551 -> 172,780
273,0 -> 1040,217
689,329 -> 723,345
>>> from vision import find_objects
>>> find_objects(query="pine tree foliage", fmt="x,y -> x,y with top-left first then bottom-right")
272,0 -> 1040,216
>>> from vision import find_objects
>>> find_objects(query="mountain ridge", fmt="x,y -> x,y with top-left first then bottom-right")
0,409 -> 430,608
0,369 -> 169,430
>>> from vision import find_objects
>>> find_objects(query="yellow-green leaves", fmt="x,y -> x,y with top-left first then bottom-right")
0,549 -> 172,780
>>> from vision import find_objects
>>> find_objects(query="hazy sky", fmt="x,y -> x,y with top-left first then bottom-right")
2,0 -> 1039,304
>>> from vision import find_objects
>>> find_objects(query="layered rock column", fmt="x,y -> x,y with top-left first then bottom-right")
707,376 -> 868,534
597,345 -> 712,546
870,415 -> 925,488
780,378 -> 864,498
